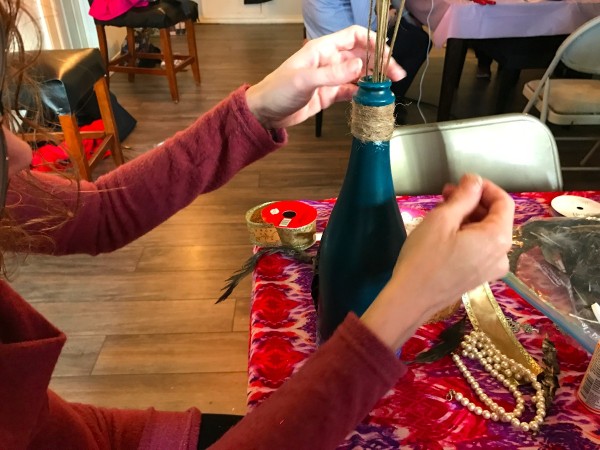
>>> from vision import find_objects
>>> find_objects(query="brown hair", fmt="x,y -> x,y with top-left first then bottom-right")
0,0 -> 78,277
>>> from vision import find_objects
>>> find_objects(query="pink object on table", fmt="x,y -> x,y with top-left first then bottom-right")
405,0 -> 600,47
89,0 -> 150,21
248,191 -> 600,448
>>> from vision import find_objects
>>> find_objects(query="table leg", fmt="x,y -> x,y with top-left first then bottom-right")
456,43 -> 469,88
437,39 -> 468,121
495,68 -> 521,114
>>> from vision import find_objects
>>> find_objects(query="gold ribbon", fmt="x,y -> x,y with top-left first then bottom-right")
245,202 -> 317,251
462,283 -> 542,378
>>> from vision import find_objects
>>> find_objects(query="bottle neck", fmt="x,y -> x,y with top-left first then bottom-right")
337,138 -> 394,203
351,77 -> 395,143
353,77 -> 395,107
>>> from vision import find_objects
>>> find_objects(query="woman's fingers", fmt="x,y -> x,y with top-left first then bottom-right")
442,177 -> 514,231
301,58 -> 364,92
440,174 -> 484,224
305,26 -> 406,81
477,179 -> 515,233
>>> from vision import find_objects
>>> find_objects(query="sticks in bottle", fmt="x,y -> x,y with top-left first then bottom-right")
367,0 -> 406,82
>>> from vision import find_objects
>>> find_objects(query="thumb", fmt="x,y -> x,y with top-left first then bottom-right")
442,174 -> 483,219
307,58 -> 363,90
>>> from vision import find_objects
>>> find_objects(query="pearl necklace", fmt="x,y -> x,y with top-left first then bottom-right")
447,330 -> 546,433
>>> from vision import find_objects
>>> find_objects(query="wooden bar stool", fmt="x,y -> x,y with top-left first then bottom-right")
20,48 -> 124,181
91,0 -> 201,103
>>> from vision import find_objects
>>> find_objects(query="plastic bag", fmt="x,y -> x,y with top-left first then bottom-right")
509,217 -> 600,344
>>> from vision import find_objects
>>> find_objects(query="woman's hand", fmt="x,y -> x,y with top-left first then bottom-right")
361,174 -> 515,351
245,25 -> 406,130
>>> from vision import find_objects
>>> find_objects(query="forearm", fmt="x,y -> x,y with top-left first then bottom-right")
210,313 -> 405,450
360,273 -> 432,352
7,86 -> 286,255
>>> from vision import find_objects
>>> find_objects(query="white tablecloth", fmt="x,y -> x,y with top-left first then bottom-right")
406,0 -> 600,47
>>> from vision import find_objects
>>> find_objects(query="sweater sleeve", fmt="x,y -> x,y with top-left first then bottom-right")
6,85 -> 287,255
210,313 -> 407,450
0,280 -> 201,450
0,282 -> 66,450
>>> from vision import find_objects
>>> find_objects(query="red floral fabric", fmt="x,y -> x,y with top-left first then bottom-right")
248,191 -> 600,449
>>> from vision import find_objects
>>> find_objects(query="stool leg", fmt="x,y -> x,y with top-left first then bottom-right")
58,115 -> 92,181
126,27 -> 136,82
185,19 -> 201,85
94,77 -> 124,167
160,28 -> 179,103
96,24 -> 110,85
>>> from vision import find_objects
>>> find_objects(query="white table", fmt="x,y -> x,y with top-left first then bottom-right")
405,0 -> 600,119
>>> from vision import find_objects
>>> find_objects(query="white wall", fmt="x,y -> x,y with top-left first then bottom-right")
21,0 -> 124,57
103,28 -> 127,58
199,0 -> 302,24
21,0 -> 65,50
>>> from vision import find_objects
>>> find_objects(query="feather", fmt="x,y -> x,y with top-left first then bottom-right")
537,337 -> 560,408
216,247 -> 313,303
407,315 -> 467,364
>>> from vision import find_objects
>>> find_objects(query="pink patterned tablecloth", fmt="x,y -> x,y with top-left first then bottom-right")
248,191 -> 600,449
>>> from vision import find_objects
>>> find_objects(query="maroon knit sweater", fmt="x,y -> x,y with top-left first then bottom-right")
0,87 -> 406,449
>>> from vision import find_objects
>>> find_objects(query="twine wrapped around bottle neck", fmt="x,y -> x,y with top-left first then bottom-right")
350,101 -> 395,143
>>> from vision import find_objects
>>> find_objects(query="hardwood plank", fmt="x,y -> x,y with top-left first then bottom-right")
14,270 -> 252,303
93,332 -> 248,375
54,335 -> 106,377
137,245 -> 252,271
34,300 -> 236,335
12,247 -> 143,274
233,297 -> 251,333
49,372 -> 248,414
259,169 -> 346,189
162,202 -> 258,225
130,223 -> 250,247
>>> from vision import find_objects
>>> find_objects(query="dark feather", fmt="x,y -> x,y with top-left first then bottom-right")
216,247 -> 313,303
537,337 -> 560,409
406,315 -> 467,364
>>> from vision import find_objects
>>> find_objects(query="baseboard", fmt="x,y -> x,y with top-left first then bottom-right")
198,17 -> 303,24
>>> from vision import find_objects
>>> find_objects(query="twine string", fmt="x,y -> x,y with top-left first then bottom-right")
351,101 -> 395,142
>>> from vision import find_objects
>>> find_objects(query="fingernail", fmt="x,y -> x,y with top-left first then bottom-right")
463,173 -> 483,190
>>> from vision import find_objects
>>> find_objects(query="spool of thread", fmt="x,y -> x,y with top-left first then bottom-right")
245,201 -> 317,250
551,195 -> 600,218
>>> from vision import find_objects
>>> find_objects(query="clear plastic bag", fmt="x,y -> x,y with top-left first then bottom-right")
509,217 -> 600,347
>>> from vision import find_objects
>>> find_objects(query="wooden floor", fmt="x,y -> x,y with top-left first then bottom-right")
10,24 -> 599,415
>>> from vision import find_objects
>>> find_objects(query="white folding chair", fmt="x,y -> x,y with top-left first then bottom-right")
390,113 -> 563,195
522,16 -> 600,171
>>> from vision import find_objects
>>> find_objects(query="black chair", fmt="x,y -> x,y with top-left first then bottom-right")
20,49 -> 124,180
438,35 -> 567,121
90,0 -> 201,103
472,35 -> 568,113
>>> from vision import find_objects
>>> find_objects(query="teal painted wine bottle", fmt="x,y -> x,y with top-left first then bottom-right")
316,77 -> 407,343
